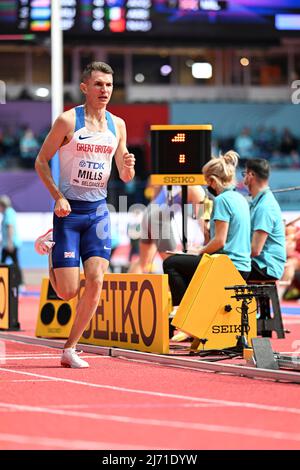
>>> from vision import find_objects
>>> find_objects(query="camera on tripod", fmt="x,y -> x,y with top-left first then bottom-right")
225,284 -> 276,353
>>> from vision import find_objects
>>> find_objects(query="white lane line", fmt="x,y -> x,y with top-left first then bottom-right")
283,319 -> 300,324
0,338 -> 64,349
0,432 -> 149,450
46,402 -> 221,410
0,380 -> 54,383
0,354 -> 60,357
0,355 -> 107,361
0,356 -> 61,361
0,367 -> 300,417
0,402 -> 299,444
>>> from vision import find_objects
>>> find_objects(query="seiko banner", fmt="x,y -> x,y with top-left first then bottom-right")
0,267 -> 9,330
36,274 -> 170,354
0,265 -> 19,331
81,274 -> 170,354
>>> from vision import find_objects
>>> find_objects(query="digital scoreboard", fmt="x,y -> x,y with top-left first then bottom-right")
1,1 -> 300,42
2,0 -> 227,35
150,124 -> 212,186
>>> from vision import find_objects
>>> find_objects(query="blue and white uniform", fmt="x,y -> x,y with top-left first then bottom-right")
52,105 -> 118,268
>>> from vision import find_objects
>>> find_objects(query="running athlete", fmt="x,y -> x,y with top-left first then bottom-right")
128,184 -> 206,274
35,62 -> 135,368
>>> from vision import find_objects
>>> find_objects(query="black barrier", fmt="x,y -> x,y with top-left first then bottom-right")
0,264 -> 20,330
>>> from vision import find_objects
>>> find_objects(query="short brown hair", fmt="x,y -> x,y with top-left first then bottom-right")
246,159 -> 269,180
81,61 -> 114,83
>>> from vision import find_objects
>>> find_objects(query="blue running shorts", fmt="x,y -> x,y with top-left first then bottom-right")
52,199 -> 111,268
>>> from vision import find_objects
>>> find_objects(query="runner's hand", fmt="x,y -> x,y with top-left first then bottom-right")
54,197 -> 71,217
123,152 -> 135,169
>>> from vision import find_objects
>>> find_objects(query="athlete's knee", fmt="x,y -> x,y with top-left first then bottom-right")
85,274 -> 103,293
56,287 -> 79,301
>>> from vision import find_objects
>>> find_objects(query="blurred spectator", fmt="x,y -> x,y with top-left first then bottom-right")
280,128 -> 298,155
267,127 -> 280,154
281,220 -> 300,300
253,125 -> 269,158
211,139 -> 220,157
234,127 -> 255,161
0,195 -> 23,286
128,183 -> 206,274
19,128 -> 39,168
2,126 -> 17,157
0,124 -> 298,172
0,129 -> 5,168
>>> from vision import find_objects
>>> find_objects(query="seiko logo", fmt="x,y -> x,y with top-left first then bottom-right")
212,324 -> 250,334
0,276 -> 6,320
163,176 -> 196,184
82,279 -> 157,346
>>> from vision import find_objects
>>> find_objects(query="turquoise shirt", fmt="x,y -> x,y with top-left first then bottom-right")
210,188 -> 251,272
250,188 -> 286,279
1,207 -> 21,249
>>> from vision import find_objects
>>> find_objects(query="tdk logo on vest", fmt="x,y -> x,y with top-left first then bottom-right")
86,161 -> 105,170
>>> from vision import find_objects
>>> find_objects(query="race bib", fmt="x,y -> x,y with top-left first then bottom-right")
71,157 -> 109,189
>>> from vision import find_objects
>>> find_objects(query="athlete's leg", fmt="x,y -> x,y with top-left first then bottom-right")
139,240 -> 158,272
49,207 -> 83,297
64,256 -> 109,348
51,266 -> 80,300
61,200 -> 110,353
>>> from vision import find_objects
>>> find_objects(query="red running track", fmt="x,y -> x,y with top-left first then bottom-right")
0,294 -> 300,450
1,338 -> 300,450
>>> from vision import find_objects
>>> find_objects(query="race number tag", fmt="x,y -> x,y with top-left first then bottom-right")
71,157 -> 107,189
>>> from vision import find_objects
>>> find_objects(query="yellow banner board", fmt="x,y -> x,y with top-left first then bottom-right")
36,273 -> 170,354
0,266 -> 9,330
35,278 -> 77,338
80,274 -> 170,354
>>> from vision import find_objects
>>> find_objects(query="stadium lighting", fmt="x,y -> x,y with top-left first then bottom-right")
240,57 -> 250,67
191,62 -> 212,79
35,87 -> 50,98
160,65 -> 172,76
135,73 -> 145,83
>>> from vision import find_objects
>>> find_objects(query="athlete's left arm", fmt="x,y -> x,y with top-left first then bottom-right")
114,117 -> 135,183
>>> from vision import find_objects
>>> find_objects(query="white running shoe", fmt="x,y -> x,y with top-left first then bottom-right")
34,229 -> 55,255
61,348 -> 89,369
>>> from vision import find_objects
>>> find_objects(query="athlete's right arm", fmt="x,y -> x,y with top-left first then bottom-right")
35,113 -> 72,217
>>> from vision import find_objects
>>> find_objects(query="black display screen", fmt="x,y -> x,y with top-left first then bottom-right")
0,1 -> 300,43
151,127 -> 211,175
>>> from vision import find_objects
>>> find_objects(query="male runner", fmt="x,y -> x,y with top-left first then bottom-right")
35,62 -> 135,368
